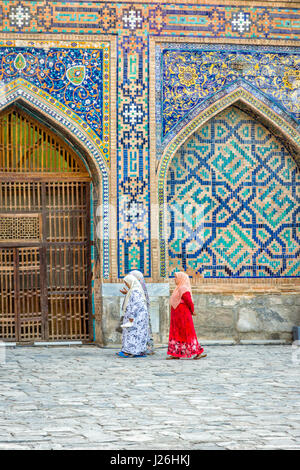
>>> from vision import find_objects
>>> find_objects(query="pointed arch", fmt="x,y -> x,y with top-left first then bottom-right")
0,80 -> 110,278
158,87 -> 300,278
0,104 -> 90,175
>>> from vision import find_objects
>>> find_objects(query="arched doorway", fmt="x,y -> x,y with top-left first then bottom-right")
0,105 -> 93,342
165,105 -> 300,279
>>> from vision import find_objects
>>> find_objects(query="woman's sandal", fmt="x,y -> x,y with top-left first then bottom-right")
116,351 -> 147,358
116,351 -> 134,358
193,353 -> 207,360
166,356 -> 180,360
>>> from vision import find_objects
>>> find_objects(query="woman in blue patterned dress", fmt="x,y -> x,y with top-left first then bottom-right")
117,274 -> 149,358
129,270 -> 154,355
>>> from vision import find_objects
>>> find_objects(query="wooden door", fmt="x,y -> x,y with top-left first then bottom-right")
0,106 -> 92,343
46,181 -> 91,341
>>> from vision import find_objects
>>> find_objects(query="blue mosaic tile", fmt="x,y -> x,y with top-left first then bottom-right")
166,106 -> 300,278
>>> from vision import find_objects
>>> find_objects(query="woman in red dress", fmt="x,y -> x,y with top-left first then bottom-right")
167,272 -> 206,360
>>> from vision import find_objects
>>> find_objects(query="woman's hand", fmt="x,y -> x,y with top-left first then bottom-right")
120,287 -> 128,294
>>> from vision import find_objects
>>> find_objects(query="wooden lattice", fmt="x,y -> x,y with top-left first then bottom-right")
0,106 -> 88,174
0,248 -> 15,341
18,247 -> 43,341
0,214 -> 41,241
0,106 -> 92,342
0,182 -> 42,211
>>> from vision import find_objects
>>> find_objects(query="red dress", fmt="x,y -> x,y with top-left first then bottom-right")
167,292 -> 204,358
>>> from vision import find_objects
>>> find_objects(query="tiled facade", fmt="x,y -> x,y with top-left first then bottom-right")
0,1 -> 299,342
0,38 -> 112,280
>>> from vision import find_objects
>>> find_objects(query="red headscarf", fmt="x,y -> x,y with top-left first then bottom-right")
170,272 -> 192,309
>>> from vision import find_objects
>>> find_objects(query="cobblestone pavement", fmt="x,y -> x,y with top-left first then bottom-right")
0,345 -> 299,450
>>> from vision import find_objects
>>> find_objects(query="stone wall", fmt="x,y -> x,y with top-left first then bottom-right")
193,293 -> 300,343
100,285 -> 300,345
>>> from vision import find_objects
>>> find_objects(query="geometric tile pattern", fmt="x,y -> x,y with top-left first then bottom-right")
1,2 -> 300,41
166,107 -> 300,278
162,48 -> 300,138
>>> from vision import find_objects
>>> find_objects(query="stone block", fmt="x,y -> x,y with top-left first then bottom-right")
237,308 -> 260,332
222,297 -> 238,307
193,295 -> 207,309
267,295 -> 284,305
149,300 -> 160,334
207,296 -> 222,307
256,307 -> 292,333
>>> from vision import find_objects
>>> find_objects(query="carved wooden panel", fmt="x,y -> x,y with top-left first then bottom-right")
0,214 -> 41,241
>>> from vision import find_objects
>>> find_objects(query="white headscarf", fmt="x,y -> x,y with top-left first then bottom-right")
129,270 -> 150,309
122,274 -> 146,314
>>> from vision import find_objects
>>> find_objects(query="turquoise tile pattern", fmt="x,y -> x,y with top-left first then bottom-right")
166,106 -> 300,278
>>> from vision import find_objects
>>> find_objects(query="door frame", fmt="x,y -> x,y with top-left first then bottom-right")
0,177 -> 93,343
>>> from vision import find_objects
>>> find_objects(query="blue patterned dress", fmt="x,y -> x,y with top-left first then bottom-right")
122,290 -> 149,356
